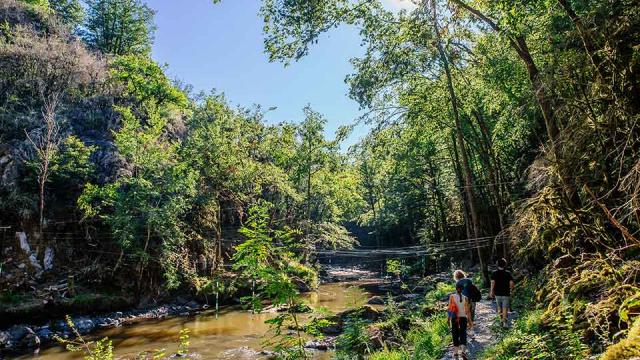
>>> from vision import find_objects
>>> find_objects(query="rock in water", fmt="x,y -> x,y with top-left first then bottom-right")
0,330 -> 11,348
73,318 -> 95,334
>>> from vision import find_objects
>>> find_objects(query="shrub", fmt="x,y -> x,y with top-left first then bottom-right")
370,350 -> 407,360
424,282 -> 454,306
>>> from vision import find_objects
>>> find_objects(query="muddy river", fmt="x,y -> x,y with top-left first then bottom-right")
20,282 -> 373,359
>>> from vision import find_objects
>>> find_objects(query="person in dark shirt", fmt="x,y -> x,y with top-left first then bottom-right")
454,270 -> 476,322
489,258 -> 515,328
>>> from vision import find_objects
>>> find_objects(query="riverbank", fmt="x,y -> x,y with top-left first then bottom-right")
0,297 -> 210,357
2,268 -> 462,359
0,266 -> 377,358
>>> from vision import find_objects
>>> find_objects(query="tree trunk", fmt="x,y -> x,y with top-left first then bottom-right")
427,155 -> 447,242
432,1 -> 489,284
450,0 -> 558,142
556,0 -> 604,78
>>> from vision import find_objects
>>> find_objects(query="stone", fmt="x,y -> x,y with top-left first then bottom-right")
19,328 -> 40,349
292,277 -> 311,292
220,346 -> 266,359
318,316 -> 342,335
393,293 -> 421,303
28,253 -> 43,277
43,247 -> 54,271
367,296 -> 385,305
304,338 -> 335,350
73,318 -> 95,334
185,301 -> 199,309
35,327 -> 53,341
0,330 -> 10,348
8,325 -> 28,341
339,305 -> 381,322
17,232 -> 30,253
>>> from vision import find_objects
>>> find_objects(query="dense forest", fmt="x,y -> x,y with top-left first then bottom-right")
0,0 -> 638,359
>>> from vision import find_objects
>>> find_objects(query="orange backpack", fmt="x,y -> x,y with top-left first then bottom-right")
448,294 -> 459,319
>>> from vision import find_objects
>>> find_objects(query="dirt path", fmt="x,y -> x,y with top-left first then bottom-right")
440,300 -> 497,360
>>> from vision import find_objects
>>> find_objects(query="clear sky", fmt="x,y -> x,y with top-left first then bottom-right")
147,0 -> 415,148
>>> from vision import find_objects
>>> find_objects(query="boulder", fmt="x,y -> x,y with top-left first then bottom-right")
35,327 -> 53,341
393,293 -> 421,303
292,277 -> 311,292
43,247 -> 54,271
19,328 -> 40,349
220,346 -> 274,359
8,325 -> 28,341
17,232 -> 30,253
0,330 -> 10,348
367,296 -> 385,305
304,338 -> 335,350
339,305 -> 381,322
185,301 -> 199,310
73,317 -> 95,334
317,316 -> 342,335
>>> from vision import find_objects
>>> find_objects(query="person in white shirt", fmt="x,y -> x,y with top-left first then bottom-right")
449,282 -> 473,359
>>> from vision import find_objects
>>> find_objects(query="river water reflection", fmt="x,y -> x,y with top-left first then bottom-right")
26,281 -> 373,360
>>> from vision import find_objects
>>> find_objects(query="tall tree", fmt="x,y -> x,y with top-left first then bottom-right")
49,0 -> 84,28
83,0 -> 156,56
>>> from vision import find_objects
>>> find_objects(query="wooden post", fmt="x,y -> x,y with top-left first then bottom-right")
251,279 -> 256,314
215,280 -> 219,319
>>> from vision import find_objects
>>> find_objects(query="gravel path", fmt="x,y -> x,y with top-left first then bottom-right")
440,300 -> 498,360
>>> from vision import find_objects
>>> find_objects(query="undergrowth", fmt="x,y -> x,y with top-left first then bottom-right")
481,277 -> 589,360
358,282 -> 452,360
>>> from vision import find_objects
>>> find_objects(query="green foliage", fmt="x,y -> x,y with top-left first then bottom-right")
481,309 -> 587,360
369,350 -> 407,360
109,54 -> 188,108
386,259 -> 408,279
424,282 -> 454,306
49,0 -> 84,28
335,313 -> 372,358
406,316 -> 450,360
78,105 -> 198,288
19,0 -> 50,8
83,0 -> 156,55
54,136 -> 96,182
55,316 -> 114,360
232,201 -> 310,358
177,328 -> 190,356
0,291 -> 25,305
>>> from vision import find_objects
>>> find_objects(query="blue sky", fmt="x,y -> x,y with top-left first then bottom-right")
147,0 -> 415,148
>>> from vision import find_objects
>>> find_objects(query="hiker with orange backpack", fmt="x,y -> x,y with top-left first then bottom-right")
448,281 -> 473,359
453,270 -> 481,322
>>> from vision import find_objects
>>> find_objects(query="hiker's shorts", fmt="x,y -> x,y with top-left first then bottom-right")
495,296 -> 510,310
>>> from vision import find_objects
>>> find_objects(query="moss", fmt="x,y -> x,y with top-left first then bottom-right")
601,318 -> 640,360
481,307 -> 589,360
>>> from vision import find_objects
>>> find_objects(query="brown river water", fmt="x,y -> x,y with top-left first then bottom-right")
17,281 -> 374,360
